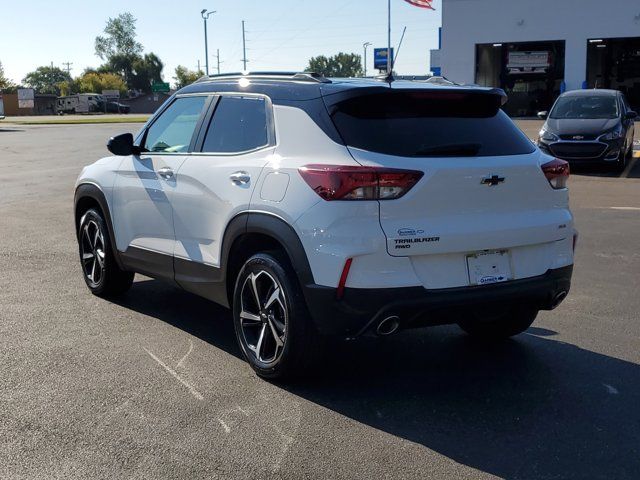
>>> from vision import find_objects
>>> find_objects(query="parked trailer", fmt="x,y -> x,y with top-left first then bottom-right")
56,94 -> 104,114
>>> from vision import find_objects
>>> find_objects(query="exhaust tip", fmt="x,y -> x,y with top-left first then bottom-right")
376,316 -> 401,336
552,291 -> 568,309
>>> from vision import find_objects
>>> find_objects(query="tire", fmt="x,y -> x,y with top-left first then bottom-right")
457,306 -> 538,340
232,252 -> 320,381
615,144 -> 628,173
78,208 -> 134,297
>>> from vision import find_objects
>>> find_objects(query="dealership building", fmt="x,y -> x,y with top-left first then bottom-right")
431,0 -> 640,116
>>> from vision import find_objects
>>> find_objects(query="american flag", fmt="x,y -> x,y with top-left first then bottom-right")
404,0 -> 435,9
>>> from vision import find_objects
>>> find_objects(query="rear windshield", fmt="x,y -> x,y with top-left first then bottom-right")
330,91 -> 535,157
550,95 -> 618,119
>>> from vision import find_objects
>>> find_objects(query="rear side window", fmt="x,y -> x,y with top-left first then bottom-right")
144,96 -> 208,153
201,96 -> 269,153
330,91 -> 535,157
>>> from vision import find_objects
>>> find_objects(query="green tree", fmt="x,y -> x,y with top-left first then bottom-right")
95,12 -> 143,61
94,13 -> 164,92
77,72 -> 127,95
131,53 -> 164,92
306,52 -> 362,78
173,65 -> 204,89
22,66 -> 72,95
0,61 -> 15,90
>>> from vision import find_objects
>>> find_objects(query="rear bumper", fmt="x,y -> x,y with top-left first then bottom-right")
303,265 -> 573,337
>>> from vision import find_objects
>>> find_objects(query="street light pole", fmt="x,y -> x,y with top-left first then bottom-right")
201,9 -> 216,76
363,42 -> 372,77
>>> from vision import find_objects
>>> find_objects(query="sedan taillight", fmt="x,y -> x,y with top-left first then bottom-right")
298,165 -> 423,201
541,158 -> 569,189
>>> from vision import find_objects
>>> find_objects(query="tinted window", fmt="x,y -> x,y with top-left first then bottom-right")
202,96 -> 269,153
330,91 -> 534,157
144,96 -> 207,153
550,95 -> 619,119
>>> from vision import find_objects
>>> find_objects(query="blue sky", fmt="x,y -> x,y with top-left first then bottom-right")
1,0 -> 441,86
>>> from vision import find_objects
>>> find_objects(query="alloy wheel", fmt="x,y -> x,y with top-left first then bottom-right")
239,270 -> 288,365
81,220 -> 106,287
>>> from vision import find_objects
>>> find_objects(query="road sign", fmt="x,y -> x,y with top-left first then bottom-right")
17,88 -> 35,109
374,48 -> 394,71
151,82 -> 170,93
102,89 -> 120,100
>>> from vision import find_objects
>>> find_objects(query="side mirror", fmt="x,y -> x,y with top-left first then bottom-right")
537,111 -> 549,119
625,110 -> 638,120
107,133 -> 139,156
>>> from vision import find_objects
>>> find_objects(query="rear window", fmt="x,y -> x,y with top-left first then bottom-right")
330,91 -> 535,157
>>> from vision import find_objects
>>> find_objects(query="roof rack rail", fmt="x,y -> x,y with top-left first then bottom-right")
196,71 -> 331,84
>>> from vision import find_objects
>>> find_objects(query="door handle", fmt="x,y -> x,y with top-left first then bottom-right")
230,171 -> 251,185
157,167 -> 174,179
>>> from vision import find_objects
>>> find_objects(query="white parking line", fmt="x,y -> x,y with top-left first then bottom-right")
143,347 -> 204,401
609,207 -> 640,211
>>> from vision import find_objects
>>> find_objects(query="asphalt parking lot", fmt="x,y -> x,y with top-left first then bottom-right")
1,121 -> 639,479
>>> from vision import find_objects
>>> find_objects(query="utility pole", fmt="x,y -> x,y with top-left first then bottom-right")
214,49 -> 222,74
197,60 -> 201,73
242,20 -> 248,71
201,9 -> 216,76
62,62 -> 73,75
363,42 -> 371,77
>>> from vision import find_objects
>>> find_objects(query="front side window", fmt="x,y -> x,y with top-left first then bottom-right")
550,96 -> 619,120
201,96 -> 269,153
144,96 -> 208,153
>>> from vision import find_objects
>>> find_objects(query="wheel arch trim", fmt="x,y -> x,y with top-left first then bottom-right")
74,183 -> 125,270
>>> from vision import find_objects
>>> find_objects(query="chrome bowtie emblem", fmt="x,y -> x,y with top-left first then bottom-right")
572,135 -> 585,140
481,175 -> 506,187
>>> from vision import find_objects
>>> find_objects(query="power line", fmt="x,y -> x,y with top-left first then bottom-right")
62,62 -> 73,75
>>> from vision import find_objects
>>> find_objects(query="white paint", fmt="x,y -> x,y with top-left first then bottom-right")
603,383 -> 619,395
609,207 -> 640,211
439,0 -> 640,91
176,339 -> 194,369
143,347 -> 204,401
218,418 -> 231,433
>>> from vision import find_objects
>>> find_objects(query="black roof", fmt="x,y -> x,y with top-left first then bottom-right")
178,72 -> 506,102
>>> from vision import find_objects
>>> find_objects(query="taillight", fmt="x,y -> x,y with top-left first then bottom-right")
298,165 -> 423,201
541,158 -> 569,189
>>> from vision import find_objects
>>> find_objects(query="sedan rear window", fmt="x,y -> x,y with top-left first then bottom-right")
330,91 -> 535,157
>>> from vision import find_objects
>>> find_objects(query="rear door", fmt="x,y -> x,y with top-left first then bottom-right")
329,89 -> 573,288
171,94 -> 275,296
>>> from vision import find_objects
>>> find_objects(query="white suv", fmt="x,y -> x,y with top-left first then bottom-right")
74,72 -> 575,379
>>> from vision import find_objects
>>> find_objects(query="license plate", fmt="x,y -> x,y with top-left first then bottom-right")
466,250 -> 512,286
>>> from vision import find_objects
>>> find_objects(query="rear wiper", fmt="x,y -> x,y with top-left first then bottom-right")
410,143 -> 481,157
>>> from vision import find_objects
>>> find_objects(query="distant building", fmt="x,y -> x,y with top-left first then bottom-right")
431,0 -> 640,116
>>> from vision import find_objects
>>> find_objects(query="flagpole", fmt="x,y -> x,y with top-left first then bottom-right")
387,0 -> 392,76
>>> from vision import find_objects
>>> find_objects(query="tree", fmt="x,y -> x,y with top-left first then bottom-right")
76,72 -> 127,95
131,53 -> 164,92
95,12 -> 143,61
306,53 -> 362,78
94,13 -> 164,92
22,66 -> 72,95
173,65 -> 204,89
0,61 -> 15,90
